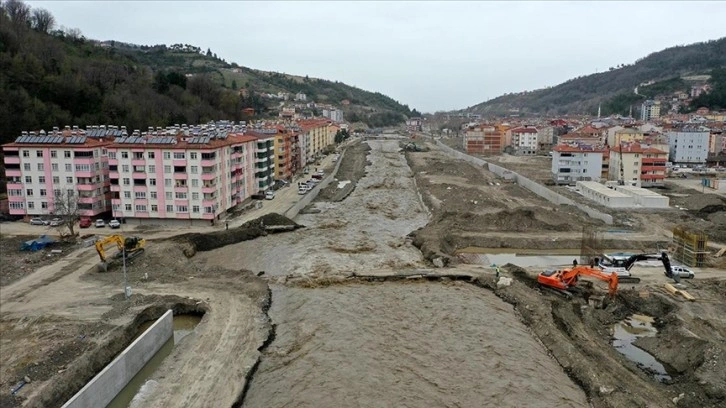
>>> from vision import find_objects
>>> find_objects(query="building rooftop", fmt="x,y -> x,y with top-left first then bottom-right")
577,181 -> 632,198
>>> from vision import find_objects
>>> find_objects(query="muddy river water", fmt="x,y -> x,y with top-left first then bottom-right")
204,140 -> 588,407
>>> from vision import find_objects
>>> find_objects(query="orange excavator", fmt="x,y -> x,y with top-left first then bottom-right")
537,265 -> 619,297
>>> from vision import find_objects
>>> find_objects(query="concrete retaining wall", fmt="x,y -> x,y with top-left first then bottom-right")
434,140 -> 614,224
61,310 -> 174,408
284,139 -> 354,219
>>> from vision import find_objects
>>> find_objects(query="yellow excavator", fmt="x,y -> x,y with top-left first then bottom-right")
95,235 -> 146,272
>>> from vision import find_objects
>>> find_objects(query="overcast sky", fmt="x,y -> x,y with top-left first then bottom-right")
26,1 -> 726,113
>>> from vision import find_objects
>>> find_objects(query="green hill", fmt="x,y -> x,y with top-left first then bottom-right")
0,1 -> 413,145
464,37 -> 726,117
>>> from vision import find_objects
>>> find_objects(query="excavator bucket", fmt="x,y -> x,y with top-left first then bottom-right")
98,261 -> 108,273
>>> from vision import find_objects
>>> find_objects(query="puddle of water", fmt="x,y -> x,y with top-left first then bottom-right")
612,314 -> 671,382
105,314 -> 202,408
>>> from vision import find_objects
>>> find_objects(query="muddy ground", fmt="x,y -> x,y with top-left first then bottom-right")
0,235 -> 80,286
1,134 -> 725,408
316,140 -> 371,202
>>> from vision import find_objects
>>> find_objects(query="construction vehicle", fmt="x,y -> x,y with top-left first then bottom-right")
95,235 -> 146,272
537,266 -> 619,298
598,251 -> 680,283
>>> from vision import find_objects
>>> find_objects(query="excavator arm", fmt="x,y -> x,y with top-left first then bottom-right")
622,251 -> 680,283
538,266 -> 619,297
95,234 -> 146,271
95,235 -> 126,263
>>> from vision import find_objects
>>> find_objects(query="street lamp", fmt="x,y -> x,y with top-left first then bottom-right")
122,246 -> 130,299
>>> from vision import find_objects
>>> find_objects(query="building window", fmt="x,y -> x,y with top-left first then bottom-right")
123,178 -> 130,185
150,191 -> 157,199
52,176 -> 59,183
148,151 -> 155,159
26,189 -> 33,196
25,176 -> 32,183
124,191 -> 131,198
148,165 -> 155,173
191,179 -> 199,187
41,202 -> 48,209
165,179 -> 172,187
135,192 -> 146,199
151,204 -> 158,212
149,178 -> 156,186
108,152 -> 116,159
125,204 -> 132,211
37,163 -> 44,171
177,205 -> 188,213
22,150 -> 29,157
174,152 -> 185,159
192,205 -> 200,213
134,152 -> 144,159
65,163 -> 72,172
192,192 -> 199,200
36,150 -> 43,157
164,165 -> 171,174
67,189 -> 74,196
38,176 -> 45,183
164,152 -> 171,159
190,166 -> 198,174
66,176 -> 73,183
40,189 -> 46,196
190,152 -> 198,160
175,192 -> 187,199
28,201 -> 35,209
9,202 -> 24,209
64,151 -> 71,158
24,163 -> 31,171
51,163 -> 59,171
135,205 -> 147,212
122,165 -> 129,172
121,152 -> 128,159
50,150 -> 57,158
165,192 -> 172,200
166,205 -> 174,212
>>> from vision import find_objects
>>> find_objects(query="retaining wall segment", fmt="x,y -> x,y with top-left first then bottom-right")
61,310 -> 174,408
433,140 -> 614,225
284,138 -> 355,219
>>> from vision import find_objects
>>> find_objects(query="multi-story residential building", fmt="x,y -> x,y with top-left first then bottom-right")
667,129 -> 710,164
641,100 -> 661,121
464,125 -> 503,154
537,126 -> 554,153
406,117 -> 422,132
244,129 -> 276,191
509,126 -> 538,155
551,145 -> 605,185
322,108 -> 344,123
608,127 -> 644,147
106,132 -> 258,225
298,119 -> 333,164
3,131 -> 112,218
609,144 -> 668,187
271,126 -> 298,181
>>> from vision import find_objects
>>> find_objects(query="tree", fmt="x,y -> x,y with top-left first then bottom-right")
4,0 -> 31,31
231,79 -> 237,90
206,48 -> 212,57
31,7 -> 54,33
52,190 -> 80,238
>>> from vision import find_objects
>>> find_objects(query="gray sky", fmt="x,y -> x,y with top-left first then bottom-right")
27,1 -> 726,113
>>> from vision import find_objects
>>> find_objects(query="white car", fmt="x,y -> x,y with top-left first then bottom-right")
109,219 -> 121,229
30,218 -> 48,226
298,185 -> 309,195
265,191 -> 275,200
669,265 -> 695,279
95,219 -> 106,228
49,218 -> 62,227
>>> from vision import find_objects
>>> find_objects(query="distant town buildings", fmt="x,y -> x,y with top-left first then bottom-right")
640,100 -> 661,122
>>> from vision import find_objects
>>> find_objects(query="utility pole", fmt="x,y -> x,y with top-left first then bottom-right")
122,246 -> 130,299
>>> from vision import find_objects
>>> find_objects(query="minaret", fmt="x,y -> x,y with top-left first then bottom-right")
597,103 -> 601,119
628,105 -> 633,119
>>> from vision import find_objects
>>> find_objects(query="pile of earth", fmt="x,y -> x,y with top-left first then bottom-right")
317,141 -> 371,202
676,193 -> 725,211
437,207 -> 578,233
172,213 -> 302,256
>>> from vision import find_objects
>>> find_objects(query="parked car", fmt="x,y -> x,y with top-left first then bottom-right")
95,219 -> 106,228
265,191 -> 275,200
49,218 -> 62,227
298,185 -> 309,195
79,217 -> 92,228
669,265 -> 695,279
30,217 -> 48,226
109,219 -> 121,229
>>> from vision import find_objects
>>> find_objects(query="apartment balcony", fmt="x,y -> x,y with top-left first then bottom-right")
173,159 -> 187,167
135,198 -> 149,206
6,181 -> 22,189
108,158 -> 118,166
5,169 -> 21,177
111,198 -> 122,206
202,186 -> 216,194
174,186 -> 189,193
641,166 -> 665,172
132,172 -> 146,179
77,183 -> 96,191
110,184 -> 120,192
4,156 -> 20,164
202,199 -> 217,207
201,159 -> 216,167
641,173 -> 665,180
73,157 -> 95,166
131,159 -> 146,166
78,196 -> 96,204
201,172 -> 216,181
8,195 -> 24,202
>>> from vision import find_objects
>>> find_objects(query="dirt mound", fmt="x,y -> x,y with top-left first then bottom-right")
439,207 -> 575,232
317,141 -> 370,202
681,194 -> 725,211
172,213 -> 301,256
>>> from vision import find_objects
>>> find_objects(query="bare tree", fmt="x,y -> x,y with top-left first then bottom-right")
52,190 -> 81,238
4,0 -> 30,30
31,7 -> 54,33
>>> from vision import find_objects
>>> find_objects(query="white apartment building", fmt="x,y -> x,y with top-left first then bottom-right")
510,126 -> 538,155
3,133 -> 112,218
551,145 -> 605,185
322,108 -> 344,123
667,129 -> 710,164
641,100 -> 661,121
609,145 -> 668,188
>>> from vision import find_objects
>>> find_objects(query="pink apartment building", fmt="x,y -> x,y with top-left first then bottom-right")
106,133 -> 258,226
3,133 -> 112,218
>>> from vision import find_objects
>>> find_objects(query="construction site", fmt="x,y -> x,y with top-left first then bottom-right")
1,134 -> 725,408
